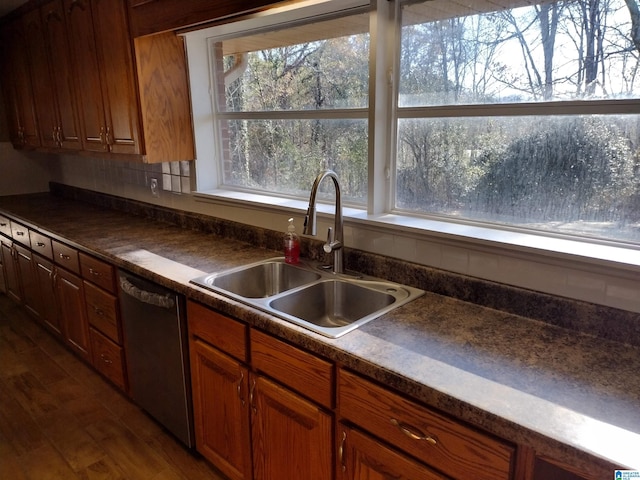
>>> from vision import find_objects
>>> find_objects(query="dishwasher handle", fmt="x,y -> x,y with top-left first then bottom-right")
119,276 -> 176,309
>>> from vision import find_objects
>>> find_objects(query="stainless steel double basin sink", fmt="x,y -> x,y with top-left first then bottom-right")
190,258 -> 424,338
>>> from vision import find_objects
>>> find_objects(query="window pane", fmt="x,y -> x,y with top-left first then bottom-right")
222,118 -> 368,203
219,14 -> 370,112
400,0 -> 639,106
395,115 -> 640,242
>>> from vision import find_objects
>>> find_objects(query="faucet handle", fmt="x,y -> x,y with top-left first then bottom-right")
324,227 -> 334,253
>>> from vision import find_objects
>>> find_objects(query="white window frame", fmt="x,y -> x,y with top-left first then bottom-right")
183,0 -> 640,314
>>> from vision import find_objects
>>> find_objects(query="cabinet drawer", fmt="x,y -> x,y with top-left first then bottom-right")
187,300 -> 248,362
52,240 -> 80,274
80,252 -> 115,293
29,231 -> 53,259
338,369 -> 514,480
84,281 -> 121,343
90,327 -> 127,391
251,329 -> 334,409
0,215 -> 11,237
10,221 -> 30,247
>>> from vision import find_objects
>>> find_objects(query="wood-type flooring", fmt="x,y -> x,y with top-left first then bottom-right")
0,293 -> 225,480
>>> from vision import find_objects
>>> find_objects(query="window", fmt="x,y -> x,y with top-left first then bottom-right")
191,0 -> 639,245
208,3 -> 371,204
395,0 -> 640,243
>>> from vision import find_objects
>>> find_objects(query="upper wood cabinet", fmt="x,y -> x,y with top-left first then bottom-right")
23,0 -> 82,150
64,0 -> 141,155
128,0 -> 282,37
0,17 -> 40,148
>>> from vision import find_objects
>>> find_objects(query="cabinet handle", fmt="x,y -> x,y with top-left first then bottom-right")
89,268 -> 101,277
15,231 -> 25,236
59,253 -> 71,260
0,222 -> 7,227
100,353 -> 113,365
390,418 -> 437,445
339,430 -> 347,472
237,371 -> 245,406
105,126 -> 112,148
92,306 -> 105,316
249,378 -> 257,414
36,242 -> 46,248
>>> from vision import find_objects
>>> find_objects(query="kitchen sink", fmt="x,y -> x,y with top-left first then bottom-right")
191,258 -> 424,338
197,260 -> 321,298
269,280 -> 396,328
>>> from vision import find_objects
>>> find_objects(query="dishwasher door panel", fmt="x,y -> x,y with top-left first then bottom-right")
118,270 -> 194,448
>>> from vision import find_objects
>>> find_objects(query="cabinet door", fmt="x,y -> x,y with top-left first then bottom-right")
190,338 -> 252,480
0,19 -> 40,148
42,0 -> 83,150
338,425 -> 449,480
15,244 -> 41,319
56,267 -> 91,361
91,0 -> 141,154
251,374 -> 333,480
23,7 -> 59,149
1,241 -> 22,303
33,255 -> 62,336
64,0 -> 106,152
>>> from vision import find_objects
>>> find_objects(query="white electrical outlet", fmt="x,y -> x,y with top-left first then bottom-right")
150,177 -> 159,197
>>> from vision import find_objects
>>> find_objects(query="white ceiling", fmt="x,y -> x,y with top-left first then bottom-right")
0,0 -> 28,19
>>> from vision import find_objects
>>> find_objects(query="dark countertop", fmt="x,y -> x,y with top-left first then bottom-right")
1,192 -> 639,475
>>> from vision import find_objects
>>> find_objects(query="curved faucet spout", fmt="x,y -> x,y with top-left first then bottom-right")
304,169 -> 344,274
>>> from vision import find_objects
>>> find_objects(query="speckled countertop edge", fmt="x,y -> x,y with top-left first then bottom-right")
1,191 -> 639,475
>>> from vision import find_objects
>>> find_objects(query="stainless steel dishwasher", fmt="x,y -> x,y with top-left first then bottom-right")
118,269 -> 194,448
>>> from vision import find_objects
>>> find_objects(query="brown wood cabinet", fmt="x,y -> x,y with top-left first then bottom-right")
23,0 -> 82,150
250,372 -> 333,480
1,239 -> 22,303
14,243 -> 40,319
64,0 -> 140,154
338,368 -> 515,480
188,301 -> 252,480
80,252 -> 127,391
338,425 -> 448,480
33,253 -> 62,336
55,265 -> 91,361
0,17 -> 40,148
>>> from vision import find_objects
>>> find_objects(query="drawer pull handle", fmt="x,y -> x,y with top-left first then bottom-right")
89,268 -> 102,276
390,418 -> 437,445
16,231 -> 25,236
59,253 -> 71,260
249,378 -> 257,414
339,430 -> 347,472
100,354 -> 113,365
237,371 -> 245,406
36,242 -> 46,247
93,306 -> 105,316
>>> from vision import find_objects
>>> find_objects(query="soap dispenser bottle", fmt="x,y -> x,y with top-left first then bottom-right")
284,217 -> 300,264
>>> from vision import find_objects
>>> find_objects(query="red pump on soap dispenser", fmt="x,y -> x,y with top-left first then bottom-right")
284,217 -> 300,264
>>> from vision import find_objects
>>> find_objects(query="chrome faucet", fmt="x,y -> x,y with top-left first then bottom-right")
303,169 -> 344,274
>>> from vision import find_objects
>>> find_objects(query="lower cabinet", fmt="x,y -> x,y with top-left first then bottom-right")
1,239 -> 22,303
190,337 -> 252,480
187,300 -> 334,480
33,254 -> 62,336
338,425 -> 448,480
250,373 -> 333,480
55,266 -> 91,362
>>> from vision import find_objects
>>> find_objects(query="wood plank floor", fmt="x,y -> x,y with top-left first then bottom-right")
0,294 -> 226,480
